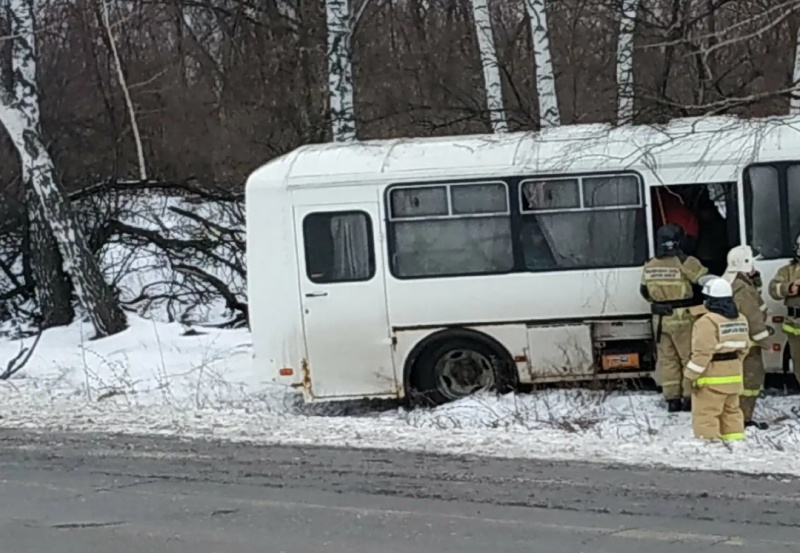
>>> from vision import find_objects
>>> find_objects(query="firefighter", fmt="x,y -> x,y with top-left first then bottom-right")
768,233 -> 800,387
653,189 -> 699,255
640,224 -> 713,412
722,245 -> 771,430
684,277 -> 749,442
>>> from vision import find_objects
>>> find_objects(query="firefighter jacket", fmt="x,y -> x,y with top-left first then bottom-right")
768,262 -> 800,336
641,255 -> 708,329
730,274 -> 769,346
685,311 -> 749,394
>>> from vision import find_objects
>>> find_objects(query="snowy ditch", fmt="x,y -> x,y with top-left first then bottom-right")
1,315 -> 800,477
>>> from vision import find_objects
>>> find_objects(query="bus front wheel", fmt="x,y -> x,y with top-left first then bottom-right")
408,336 -> 516,407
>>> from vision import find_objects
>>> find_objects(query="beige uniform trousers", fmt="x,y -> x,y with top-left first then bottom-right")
740,347 -> 765,422
657,323 -> 693,400
786,334 -> 800,385
691,387 -> 745,441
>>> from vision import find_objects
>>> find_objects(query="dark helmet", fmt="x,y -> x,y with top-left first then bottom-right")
655,224 -> 684,258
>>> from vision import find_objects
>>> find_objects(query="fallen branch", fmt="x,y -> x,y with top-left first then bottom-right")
68,178 -> 243,203
168,206 -> 242,239
0,283 -> 34,302
172,262 -> 248,323
0,328 -> 42,380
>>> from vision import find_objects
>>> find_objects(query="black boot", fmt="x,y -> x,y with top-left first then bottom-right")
667,399 -> 682,413
745,420 -> 769,430
681,397 -> 692,412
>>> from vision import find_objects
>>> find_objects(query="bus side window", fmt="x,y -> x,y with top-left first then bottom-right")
302,211 -> 376,283
387,182 -> 514,278
744,166 -> 782,259
519,173 -> 646,271
787,165 -> 800,245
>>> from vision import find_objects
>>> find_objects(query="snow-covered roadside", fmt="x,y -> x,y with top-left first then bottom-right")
1,317 -> 800,477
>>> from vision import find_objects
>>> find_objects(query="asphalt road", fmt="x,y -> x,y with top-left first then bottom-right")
1,430 -> 800,552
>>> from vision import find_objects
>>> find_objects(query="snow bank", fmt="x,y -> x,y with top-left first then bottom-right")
2,317 -> 800,476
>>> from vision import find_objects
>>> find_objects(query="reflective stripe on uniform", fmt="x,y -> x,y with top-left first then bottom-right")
714,341 -> 748,349
740,388 -> 762,397
760,304 -> 768,312
783,323 -> 800,335
694,375 -> 743,387
721,432 -> 745,441
751,330 -> 770,342
685,361 -> 705,373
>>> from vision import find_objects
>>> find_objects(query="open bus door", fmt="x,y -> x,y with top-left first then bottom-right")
651,184 -> 739,277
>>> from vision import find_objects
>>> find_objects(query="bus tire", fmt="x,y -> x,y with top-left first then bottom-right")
407,334 -> 517,407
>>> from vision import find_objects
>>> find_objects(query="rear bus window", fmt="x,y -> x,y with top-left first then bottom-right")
302,211 -> 375,283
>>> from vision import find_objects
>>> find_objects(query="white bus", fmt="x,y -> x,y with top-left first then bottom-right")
245,114 -> 800,406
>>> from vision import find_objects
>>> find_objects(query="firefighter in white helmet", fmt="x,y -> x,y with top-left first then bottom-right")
684,277 -> 749,441
722,245 -> 771,430
769,232 -> 800,387
640,224 -> 712,412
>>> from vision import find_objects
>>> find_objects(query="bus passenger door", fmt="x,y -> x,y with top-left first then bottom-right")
293,203 -> 398,399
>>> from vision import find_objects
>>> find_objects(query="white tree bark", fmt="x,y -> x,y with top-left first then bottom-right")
792,24 -> 800,114
616,0 -> 639,124
325,0 -> 357,141
470,0 -> 508,133
524,0 -> 560,128
10,3 -> 75,327
101,0 -> 147,180
2,0 -> 127,337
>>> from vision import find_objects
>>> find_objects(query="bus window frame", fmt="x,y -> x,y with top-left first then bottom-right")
742,161 -> 800,260
384,170 -> 648,281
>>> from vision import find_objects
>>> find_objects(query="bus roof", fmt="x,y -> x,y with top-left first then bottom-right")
247,114 -> 800,189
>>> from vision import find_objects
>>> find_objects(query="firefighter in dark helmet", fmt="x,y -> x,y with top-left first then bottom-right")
641,224 -> 713,412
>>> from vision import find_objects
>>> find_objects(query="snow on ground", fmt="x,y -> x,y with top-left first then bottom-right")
2,317 -> 800,477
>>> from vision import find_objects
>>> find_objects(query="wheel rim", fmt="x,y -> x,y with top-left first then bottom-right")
434,348 -> 495,400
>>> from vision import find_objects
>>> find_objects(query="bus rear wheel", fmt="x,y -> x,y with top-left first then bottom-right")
409,337 -> 515,407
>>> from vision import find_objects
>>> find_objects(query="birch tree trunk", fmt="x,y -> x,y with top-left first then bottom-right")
792,24 -> 800,114
470,0 -> 508,133
8,2 -> 74,328
25,187 -> 74,328
524,0 -> 560,128
325,0 -> 357,141
3,0 -> 127,337
100,0 -> 146,180
616,0 -> 639,124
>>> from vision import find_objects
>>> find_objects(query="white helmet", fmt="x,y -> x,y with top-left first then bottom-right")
725,245 -> 756,276
703,277 -> 733,298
